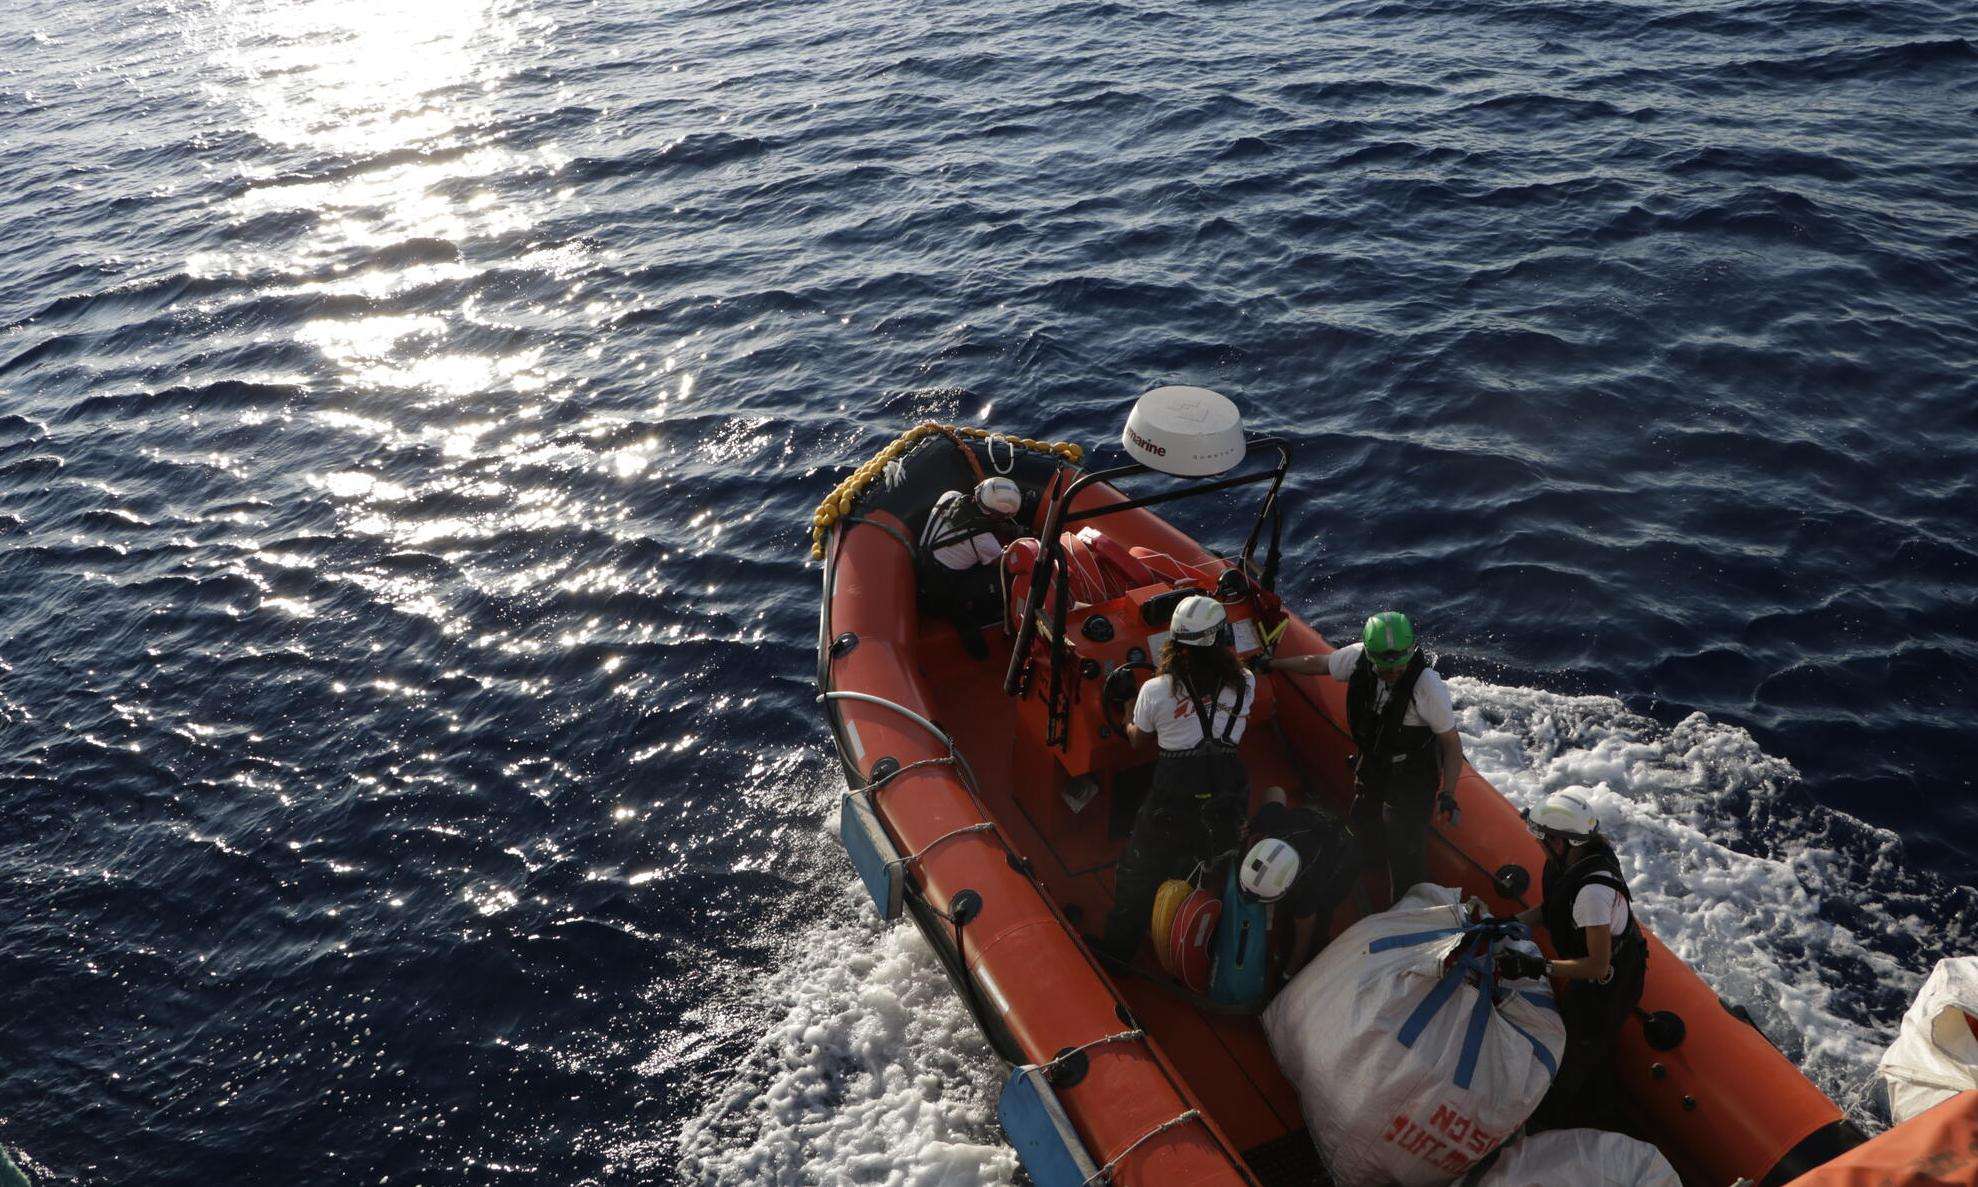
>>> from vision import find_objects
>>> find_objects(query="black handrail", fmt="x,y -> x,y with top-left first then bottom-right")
1001,438 -> 1294,715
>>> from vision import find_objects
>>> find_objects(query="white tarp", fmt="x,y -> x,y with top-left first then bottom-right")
1877,955 -> 1978,1124
1262,884 -> 1566,1187
1465,1129 -> 1680,1187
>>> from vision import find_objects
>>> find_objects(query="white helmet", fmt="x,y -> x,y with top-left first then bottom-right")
972,477 -> 1022,517
1526,789 -> 1600,841
1169,595 -> 1227,647
1240,838 -> 1301,902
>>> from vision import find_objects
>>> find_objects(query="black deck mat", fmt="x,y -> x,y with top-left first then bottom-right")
1242,1129 -> 1332,1187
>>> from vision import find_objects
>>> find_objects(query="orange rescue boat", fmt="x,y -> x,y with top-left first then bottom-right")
813,399 -> 1874,1186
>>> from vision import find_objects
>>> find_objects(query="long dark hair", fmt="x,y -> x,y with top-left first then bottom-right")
1159,636 -> 1245,705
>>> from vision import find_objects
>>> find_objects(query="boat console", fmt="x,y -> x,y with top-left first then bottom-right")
1003,529 -> 1276,781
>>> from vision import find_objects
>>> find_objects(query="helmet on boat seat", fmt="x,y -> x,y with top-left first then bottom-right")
1525,788 -> 1601,842
972,476 -> 1021,517
1170,596 -> 1228,648
1240,838 -> 1301,902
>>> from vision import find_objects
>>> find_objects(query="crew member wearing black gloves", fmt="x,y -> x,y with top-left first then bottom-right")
1267,611 -> 1464,905
1506,788 -> 1649,1129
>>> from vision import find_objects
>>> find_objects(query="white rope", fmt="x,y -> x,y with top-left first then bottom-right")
1083,1109 -> 1203,1185
1046,1029 -> 1145,1066
899,821 -> 995,867
862,755 -> 956,794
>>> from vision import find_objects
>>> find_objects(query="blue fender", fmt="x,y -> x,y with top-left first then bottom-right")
998,1065 -> 1100,1186
1209,866 -> 1270,1007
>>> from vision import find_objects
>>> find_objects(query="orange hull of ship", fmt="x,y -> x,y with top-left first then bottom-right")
1787,1092 -> 1978,1186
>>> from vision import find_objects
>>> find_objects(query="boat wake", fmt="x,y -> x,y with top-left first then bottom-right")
674,865 -> 1016,1186
678,680 -> 1975,1179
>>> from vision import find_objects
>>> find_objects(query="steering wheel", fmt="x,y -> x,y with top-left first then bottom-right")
1102,661 -> 1157,737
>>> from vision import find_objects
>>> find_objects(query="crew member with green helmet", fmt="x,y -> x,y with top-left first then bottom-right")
1270,611 -> 1464,904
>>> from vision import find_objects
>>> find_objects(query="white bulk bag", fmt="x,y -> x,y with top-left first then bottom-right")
1263,885 -> 1566,1187
1877,956 -> 1978,1124
1465,1129 -> 1680,1187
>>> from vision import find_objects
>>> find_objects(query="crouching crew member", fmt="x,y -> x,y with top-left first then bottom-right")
1501,789 -> 1648,1126
1099,595 -> 1255,963
917,476 -> 1023,658
1240,786 -> 1360,977
1270,611 -> 1464,904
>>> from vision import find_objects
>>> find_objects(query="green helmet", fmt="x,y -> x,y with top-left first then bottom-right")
1363,611 -> 1417,670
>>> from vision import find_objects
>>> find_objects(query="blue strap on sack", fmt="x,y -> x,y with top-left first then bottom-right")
1368,926 -> 1465,954
1381,918 -> 1560,1090
1500,1015 -> 1560,1079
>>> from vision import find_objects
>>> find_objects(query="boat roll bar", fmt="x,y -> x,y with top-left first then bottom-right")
1001,438 -> 1293,711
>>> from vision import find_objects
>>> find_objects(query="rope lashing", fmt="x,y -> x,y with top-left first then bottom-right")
809,423 -> 1082,558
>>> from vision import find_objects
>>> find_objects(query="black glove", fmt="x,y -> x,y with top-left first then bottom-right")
1437,793 -> 1460,825
1494,950 -> 1548,982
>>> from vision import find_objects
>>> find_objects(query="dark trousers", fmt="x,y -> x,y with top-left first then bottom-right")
1350,781 -> 1433,905
1533,949 -> 1648,1128
1100,756 -> 1245,962
921,563 -> 998,658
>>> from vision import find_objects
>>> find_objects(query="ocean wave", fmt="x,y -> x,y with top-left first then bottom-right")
1728,36 -> 1977,84
564,133 -> 780,183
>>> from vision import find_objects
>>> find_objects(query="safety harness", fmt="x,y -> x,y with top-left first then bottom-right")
1165,673 -> 1250,756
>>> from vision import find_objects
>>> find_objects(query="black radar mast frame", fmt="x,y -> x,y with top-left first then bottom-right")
1000,439 -> 1294,740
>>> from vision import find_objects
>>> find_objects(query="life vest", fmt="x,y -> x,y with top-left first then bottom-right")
919,490 -> 1011,570
1346,650 -> 1439,796
1540,841 -> 1646,966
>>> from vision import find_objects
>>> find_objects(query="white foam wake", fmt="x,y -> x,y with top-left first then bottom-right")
1450,676 -> 1969,1126
674,873 -> 1017,1186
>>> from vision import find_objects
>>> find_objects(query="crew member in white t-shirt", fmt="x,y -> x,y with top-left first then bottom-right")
916,477 -> 1023,658
1269,610 -> 1465,903
1502,788 -> 1648,1128
1097,595 -> 1255,962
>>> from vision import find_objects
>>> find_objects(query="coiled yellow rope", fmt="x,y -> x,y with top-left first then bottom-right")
809,423 -> 1083,558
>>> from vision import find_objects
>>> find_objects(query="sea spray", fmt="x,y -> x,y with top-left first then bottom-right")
675,878 -> 1016,1187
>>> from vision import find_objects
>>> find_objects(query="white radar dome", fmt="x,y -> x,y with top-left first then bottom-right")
1122,386 -> 1246,477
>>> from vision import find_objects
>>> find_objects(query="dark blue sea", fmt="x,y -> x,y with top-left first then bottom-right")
1,0 -> 1974,1181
